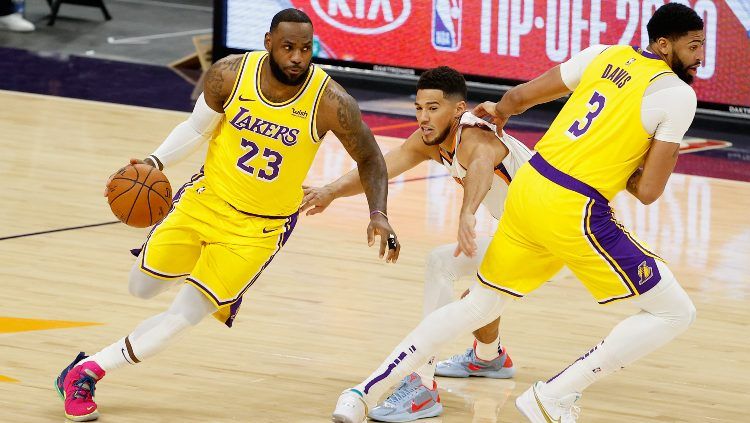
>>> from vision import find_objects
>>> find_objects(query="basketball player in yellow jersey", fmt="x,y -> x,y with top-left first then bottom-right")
55,8 -> 399,422
332,4 -> 703,422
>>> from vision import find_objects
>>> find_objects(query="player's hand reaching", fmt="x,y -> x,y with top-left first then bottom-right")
472,101 -> 509,135
300,185 -> 335,216
367,212 -> 400,263
454,211 -> 477,257
103,158 -> 149,197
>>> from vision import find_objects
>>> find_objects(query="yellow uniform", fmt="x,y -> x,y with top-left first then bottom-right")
479,46 -> 673,304
138,51 -> 330,325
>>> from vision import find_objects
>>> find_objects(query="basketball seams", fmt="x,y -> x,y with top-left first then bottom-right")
108,164 -> 173,228
125,166 -> 154,226
107,179 -> 138,205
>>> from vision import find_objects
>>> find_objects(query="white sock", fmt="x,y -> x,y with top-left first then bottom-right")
83,284 -> 216,372
416,239 -> 490,385
414,357 -> 437,386
541,267 -> 695,398
354,283 -> 509,407
474,334 -> 500,361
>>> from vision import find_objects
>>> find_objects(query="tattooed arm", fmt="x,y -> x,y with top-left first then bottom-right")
316,79 -> 401,262
203,54 -> 244,112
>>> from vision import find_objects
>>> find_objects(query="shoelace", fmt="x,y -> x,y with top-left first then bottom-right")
384,383 -> 419,406
565,404 -> 581,420
71,375 -> 97,400
445,348 -> 474,364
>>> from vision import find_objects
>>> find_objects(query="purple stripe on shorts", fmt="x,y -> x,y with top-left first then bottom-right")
529,154 -> 609,203
281,212 -> 298,246
587,199 -> 661,297
202,217 -> 296,328
531,154 -> 662,300
476,273 -> 524,298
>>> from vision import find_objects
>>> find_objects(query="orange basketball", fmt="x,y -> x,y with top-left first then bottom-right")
107,163 -> 173,228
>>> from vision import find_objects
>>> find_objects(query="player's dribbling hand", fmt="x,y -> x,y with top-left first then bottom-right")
103,158 -> 147,197
367,214 -> 400,263
300,185 -> 335,216
454,212 -> 477,257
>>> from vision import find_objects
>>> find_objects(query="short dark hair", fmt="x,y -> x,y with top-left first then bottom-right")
647,3 -> 703,43
270,8 -> 312,32
417,66 -> 467,100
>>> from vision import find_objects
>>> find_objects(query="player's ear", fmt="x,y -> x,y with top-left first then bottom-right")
455,100 -> 467,117
656,37 -> 671,57
264,32 -> 272,51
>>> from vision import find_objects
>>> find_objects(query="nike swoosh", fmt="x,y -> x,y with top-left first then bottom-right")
238,95 -> 255,102
411,398 -> 432,412
533,387 -> 561,423
262,227 -> 277,233
86,406 -> 96,411
467,363 -> 482,371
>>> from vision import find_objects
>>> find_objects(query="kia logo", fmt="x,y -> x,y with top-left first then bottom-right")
310,0 -> 411,35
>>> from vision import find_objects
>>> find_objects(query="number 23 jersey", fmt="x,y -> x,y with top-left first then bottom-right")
205,51 -> 331,217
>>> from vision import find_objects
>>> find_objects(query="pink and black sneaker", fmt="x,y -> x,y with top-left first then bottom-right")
55,352 -> 106,421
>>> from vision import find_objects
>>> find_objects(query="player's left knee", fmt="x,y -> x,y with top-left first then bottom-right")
128,268 -> 166,299
662,283 -> 696,333
675,295 -> 697,331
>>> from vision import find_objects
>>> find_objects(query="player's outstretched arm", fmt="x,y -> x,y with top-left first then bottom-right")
453,128 -> 504,257
473,65 -> 571,131
300,130 -> 429,216
316,80 -> 401,262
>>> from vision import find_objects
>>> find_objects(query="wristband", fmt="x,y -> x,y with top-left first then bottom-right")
370,210 -> 388,220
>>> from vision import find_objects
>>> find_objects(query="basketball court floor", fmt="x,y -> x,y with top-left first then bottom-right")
1,84 -> 749,422
1,4 -> 750,419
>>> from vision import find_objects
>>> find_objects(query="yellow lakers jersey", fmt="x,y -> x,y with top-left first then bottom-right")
205,51 -> 331,217
535,45 -> 674,200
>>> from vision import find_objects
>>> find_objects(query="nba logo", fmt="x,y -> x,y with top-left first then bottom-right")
432,0 -> 461,51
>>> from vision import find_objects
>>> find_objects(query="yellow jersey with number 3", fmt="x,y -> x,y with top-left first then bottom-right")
535,45 -> 674,200
205,51 -> 331,217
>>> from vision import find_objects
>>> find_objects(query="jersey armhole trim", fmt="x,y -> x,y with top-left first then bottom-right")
310,74 -> 331,144
222,53 -> 250,110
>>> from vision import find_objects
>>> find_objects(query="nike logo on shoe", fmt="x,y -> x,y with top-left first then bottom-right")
533,387 -> 561,423
86,406 -> 96,411
468,363 -> 482,371
411,398 -> 432,412
238,95 -> 255,102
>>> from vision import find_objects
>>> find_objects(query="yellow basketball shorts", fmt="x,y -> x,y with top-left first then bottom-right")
478,154 -> 664,304
136,170 -> 297,326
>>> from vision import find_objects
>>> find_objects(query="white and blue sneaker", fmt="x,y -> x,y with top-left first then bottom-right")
435,341 -> 515,378
368,373 -> 442,422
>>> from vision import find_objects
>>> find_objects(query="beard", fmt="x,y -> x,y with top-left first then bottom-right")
268,53 -> 310,86
671,56 -> 699,85
422,125 -> 451,146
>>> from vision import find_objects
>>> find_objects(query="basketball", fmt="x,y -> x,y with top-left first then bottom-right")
107,163 -> 173,228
